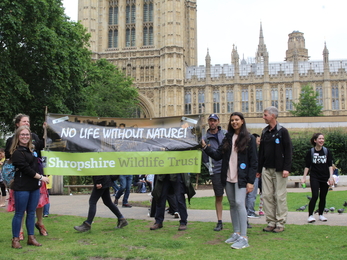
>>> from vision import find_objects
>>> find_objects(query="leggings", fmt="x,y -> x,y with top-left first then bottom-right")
86,187 -> 123,225
225,182 -> 247,237
308,177 -> 329,216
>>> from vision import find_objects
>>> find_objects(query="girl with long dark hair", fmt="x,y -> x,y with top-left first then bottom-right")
202,112 -> 257,249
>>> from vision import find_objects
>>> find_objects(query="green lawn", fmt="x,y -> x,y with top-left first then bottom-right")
0,212 -> 346,260
1,190 -> 346,259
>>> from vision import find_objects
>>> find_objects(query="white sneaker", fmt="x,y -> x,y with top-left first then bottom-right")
231,237 -> 249,249
308,215 -> 316,223
225,233 -> 240,244
319,215 -> 327,222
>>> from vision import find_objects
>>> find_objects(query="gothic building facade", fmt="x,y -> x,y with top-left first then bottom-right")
78,0 -> 347,127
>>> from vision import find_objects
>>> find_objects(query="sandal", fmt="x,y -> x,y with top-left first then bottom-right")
35,223 -> 48,236
19,231 -> 24,241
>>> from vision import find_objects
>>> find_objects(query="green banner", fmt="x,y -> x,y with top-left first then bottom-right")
42,150 -> 202,176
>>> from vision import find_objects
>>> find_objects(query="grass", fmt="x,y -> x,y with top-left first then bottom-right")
0,211 -> 346,260
1,190 -> 346,260
131,190 -> 347,212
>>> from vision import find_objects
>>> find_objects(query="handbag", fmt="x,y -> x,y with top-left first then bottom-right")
1,159 -> 17,187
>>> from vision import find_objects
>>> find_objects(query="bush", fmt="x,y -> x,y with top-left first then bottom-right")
290,129 -> 347,176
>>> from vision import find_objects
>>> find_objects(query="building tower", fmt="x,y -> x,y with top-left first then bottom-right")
285,31 -> 309,62
78,0 -> 198,118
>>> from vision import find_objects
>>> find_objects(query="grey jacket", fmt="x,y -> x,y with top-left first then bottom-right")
202,126 -> 226,175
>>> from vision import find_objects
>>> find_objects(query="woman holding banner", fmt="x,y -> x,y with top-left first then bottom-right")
10,125 -> 50,248
5,114 -> 49,239
202,112 -> 257,249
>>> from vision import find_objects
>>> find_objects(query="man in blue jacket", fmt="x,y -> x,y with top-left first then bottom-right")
202,114 -> 226,231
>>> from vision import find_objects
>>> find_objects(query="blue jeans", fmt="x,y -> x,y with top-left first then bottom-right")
43,203 -> 50,216
246,177 -> 259,215
12,189 -> 40,237
116,175 -> 133,204
112,181 -> 120,194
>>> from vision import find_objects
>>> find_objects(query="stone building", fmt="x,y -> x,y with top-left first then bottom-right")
78,0 -> 347,128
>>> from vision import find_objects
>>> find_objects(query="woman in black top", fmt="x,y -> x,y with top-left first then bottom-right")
302,133 -> 334,223
10,126 -> 49,249
5,114 -> 49,239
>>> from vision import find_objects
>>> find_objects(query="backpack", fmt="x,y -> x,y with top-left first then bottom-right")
311,146 -> 328,161
1,159 -> 17,187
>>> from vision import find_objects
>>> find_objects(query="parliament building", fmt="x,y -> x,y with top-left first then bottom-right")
77,0 -> 347,127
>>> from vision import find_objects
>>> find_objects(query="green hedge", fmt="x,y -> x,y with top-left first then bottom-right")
290,129 -> 346,176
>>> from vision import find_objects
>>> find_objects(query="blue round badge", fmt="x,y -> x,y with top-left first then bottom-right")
33,151 -> 38,157
240,163 -> 246,169
275,138 -> 280,144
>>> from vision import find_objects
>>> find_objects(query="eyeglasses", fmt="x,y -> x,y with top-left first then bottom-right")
20,134 -> 30,137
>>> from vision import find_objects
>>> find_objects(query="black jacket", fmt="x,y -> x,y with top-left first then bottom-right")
204,133 -> 258,188
92,175 -> 116,189
257,124 -> 292,173
11,146 -> 40,191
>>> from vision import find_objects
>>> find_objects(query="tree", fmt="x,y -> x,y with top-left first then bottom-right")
80,59 -> 139,118
291,85 -> 323,117
0,0 -> 91,136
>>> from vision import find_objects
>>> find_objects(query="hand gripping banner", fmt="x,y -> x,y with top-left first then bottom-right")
42,114 -> 202,176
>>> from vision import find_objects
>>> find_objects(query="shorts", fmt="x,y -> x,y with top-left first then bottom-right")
211,173 -> 224,197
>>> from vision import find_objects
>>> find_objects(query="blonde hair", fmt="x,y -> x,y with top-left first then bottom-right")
9,125 -> 33,155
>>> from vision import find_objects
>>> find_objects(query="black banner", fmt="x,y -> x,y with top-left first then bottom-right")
45,114 -> 202,152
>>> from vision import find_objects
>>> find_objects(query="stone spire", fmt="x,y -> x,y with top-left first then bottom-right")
205,48 -> 211,67
323,42 -> 329,64
256,22 -> 268,63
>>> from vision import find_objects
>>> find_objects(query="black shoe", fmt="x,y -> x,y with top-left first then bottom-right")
122,203 -> 132,208
116,218 -> 128,229
74,221 -> 91,232
113,198 -> 118,205
213,222 -> 223,231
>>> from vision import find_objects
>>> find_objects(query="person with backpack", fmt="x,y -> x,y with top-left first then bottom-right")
302,133 -> 334,223
257,106 -> 293,233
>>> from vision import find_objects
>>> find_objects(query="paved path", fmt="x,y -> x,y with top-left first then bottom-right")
49,186 -> 347,226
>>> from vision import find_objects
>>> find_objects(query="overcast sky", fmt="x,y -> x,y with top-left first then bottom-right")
62,0 -> 347,65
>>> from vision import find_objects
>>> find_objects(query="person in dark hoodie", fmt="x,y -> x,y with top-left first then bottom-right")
74,175 -> 128,232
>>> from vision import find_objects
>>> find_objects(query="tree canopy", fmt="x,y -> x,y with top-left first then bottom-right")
81,59 -> 138,118
0,0 -> 138,137
290,85 -> 323,117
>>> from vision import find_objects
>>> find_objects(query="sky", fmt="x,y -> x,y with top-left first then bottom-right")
62,0 -> 347,65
